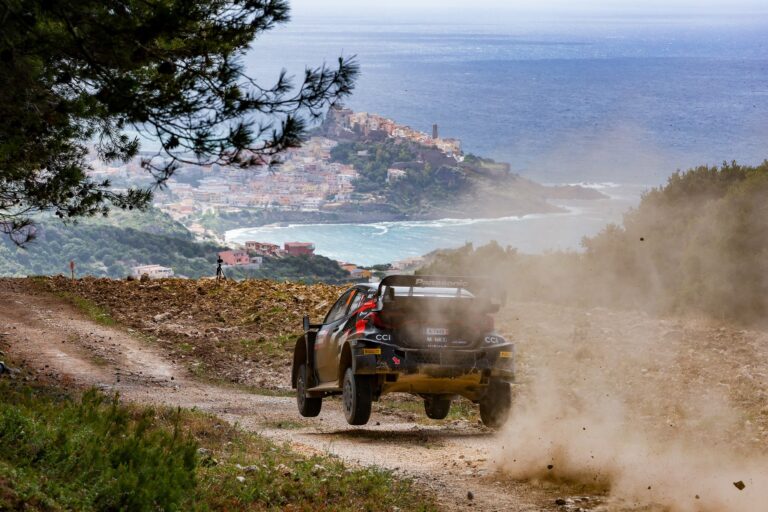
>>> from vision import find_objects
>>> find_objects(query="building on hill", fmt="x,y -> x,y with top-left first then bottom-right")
338,262 -> 372,280
131,264 -> 174,280
387,168 -> 407,183
244,241 -> 282,257
284,242 -> 315,256
218,250 -> 250,266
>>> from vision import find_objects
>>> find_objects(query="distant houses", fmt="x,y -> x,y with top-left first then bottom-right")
228,240 -> 379,281
218,250 -> 262,269
338,262 -> 372,280
218,241 -> 317,269
131,264 -> 174,280
283,242 -> 315,257
244,241 -> 281,257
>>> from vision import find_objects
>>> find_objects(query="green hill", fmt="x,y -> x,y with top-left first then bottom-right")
0,209 -> 350,283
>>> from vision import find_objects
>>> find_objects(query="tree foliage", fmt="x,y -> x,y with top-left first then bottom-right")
0,0 -> 358,243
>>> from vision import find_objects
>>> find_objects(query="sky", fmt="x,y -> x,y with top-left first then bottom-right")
289,0 -> 768,21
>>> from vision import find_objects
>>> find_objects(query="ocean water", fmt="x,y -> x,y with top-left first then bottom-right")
227,183 -> 646,265
247,15 -> 768,183
231,14 -> 768,263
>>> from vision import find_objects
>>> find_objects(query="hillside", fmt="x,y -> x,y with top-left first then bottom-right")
329,139 -> 604,219
0,209 -> 351,282
0,209 -> 219,278
419,160 -> 768,324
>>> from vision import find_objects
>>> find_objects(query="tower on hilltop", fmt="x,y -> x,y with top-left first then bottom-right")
432,123 -> 439,139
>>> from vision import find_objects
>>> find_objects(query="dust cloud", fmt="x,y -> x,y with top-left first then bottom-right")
493,286 -> 768,510
418,159 -> 768,509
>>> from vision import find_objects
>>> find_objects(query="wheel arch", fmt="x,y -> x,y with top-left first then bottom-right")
291,332 -> 316,388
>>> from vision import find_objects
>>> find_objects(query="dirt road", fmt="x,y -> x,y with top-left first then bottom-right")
0,279 -> 569,512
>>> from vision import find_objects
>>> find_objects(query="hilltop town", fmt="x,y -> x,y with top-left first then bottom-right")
25,108 -> 604,282
86,107 -> 603,240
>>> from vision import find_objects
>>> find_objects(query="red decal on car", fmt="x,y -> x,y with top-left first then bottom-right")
392,356 -> 401,365
355,318 -> 366,334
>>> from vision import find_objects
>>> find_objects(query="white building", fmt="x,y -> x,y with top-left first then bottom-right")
131,265 -> 174,279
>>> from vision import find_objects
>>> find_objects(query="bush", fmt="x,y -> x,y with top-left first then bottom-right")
0,386 -> 197,511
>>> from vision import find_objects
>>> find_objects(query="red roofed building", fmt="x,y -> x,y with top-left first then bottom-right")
218,250 -> 250,266
284,242 -> 315,257
244,241 -> 282,257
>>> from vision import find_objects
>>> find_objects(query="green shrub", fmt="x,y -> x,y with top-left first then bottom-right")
0,385 -> 197,511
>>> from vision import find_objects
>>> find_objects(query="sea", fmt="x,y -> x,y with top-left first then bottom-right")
227,12 -> 768,264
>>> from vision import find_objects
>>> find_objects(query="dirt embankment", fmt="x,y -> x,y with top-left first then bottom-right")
36,276 -> 343,389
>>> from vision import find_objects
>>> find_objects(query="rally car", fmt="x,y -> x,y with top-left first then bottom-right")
291,275 -> 515,427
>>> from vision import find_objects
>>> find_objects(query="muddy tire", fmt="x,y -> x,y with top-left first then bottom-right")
296,364 -> 322,417
342,367 -> 373,425
424,395 -> 452,420
479,380 -> 511,428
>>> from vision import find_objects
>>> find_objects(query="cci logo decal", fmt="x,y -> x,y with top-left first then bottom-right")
485,336 -> 500,344
374,334 -> 391,341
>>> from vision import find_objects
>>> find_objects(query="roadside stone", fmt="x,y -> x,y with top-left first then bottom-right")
153,312 -> 172,322
276,463 -> 293,477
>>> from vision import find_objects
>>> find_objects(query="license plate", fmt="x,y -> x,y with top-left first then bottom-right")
425,327 -> 449,336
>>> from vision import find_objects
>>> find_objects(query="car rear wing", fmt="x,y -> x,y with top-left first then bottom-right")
375,275 -> 507,304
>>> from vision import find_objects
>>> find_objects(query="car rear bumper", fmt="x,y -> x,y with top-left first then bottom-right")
353,344 -> 515,382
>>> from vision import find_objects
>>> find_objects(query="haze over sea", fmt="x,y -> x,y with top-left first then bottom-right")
229,8 -> 768,264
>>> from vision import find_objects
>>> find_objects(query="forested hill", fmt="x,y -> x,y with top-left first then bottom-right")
0,209 -> 219,278
329,139 -> 604,218
0,209 -> 349,282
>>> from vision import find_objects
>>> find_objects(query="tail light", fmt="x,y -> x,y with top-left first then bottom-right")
354,300 -> 389,333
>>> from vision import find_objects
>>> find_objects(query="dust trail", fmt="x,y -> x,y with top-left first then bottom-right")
496,310 -> 768,511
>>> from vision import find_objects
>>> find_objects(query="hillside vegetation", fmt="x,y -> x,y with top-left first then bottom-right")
421,161 -> 768,324
0,209 -> 350,283
0,209 -> 219,278
0,378 -> 433,511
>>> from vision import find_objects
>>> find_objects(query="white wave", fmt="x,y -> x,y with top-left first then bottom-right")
224,207 -> 586,244
563,181 -> 623,190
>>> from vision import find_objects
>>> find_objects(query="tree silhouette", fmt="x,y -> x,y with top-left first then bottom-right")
0,0 -> 358,244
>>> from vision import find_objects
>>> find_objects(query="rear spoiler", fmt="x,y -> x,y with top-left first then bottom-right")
376,275 -> 505,302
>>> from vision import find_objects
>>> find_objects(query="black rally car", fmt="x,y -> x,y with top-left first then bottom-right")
291,275 -> 514,427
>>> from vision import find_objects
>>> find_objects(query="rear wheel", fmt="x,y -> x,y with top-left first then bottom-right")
424,395 -> 452,420
296,364 -> 322,417
479,380 -> 511,428
342,367 -> 373,425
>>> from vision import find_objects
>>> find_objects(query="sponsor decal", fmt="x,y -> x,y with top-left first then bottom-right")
374,334 -> 392,341
426,327 -> 449,336
392,356 -> 401,365
414,278 -> 469,288
499,351 -> 513,358
485,335 -> 500,344
363,348 -> 381,355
